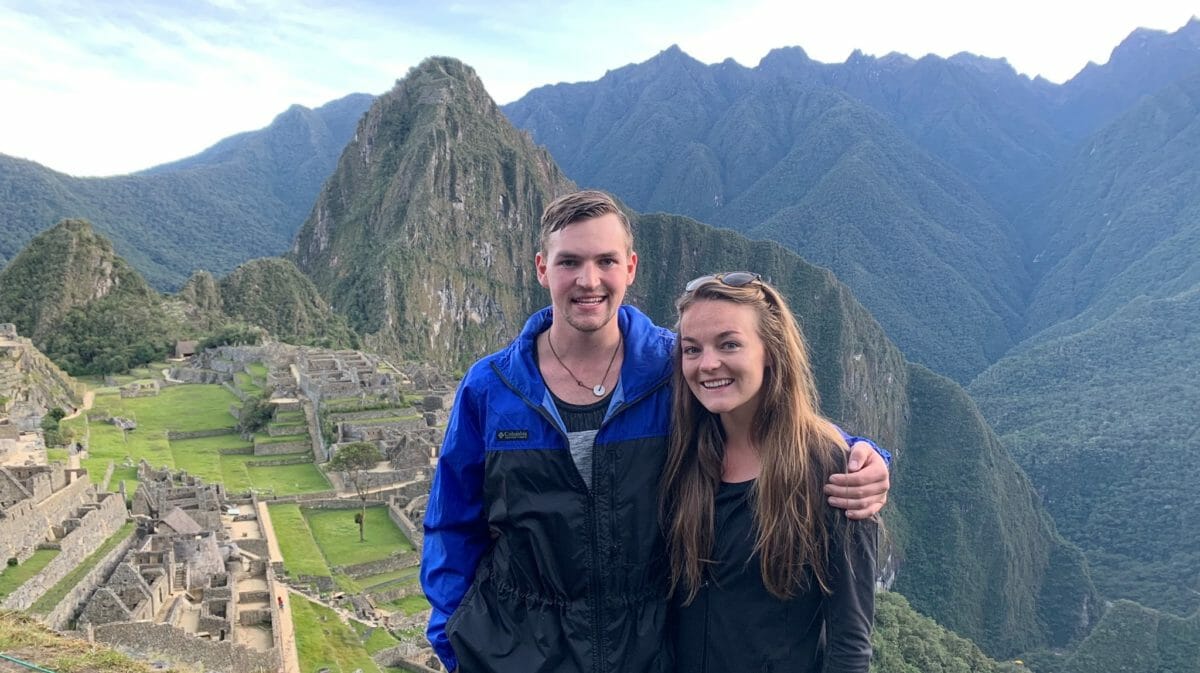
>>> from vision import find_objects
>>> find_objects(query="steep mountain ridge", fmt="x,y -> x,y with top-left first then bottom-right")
290,57 -> 575,363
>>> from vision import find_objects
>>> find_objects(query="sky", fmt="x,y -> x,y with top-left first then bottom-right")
1,0 -> 1196,177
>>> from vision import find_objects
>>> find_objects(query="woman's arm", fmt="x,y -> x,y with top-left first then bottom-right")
822,516 -> 878,673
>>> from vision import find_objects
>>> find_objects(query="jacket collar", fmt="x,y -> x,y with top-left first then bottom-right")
495,305 -> 674,406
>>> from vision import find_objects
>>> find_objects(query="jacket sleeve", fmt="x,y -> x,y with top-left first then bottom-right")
822,516 -> 878,673
421,375 -> 489,672
837,427 -> 892,467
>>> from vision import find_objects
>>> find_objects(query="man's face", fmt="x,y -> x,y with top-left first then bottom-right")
536,212 -> 637,335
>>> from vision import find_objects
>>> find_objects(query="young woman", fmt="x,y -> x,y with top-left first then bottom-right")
661,272 -> 877,673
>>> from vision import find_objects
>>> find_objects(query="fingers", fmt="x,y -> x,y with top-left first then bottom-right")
826,492 -> 887,519
823,480 -> 887,500
847,440 -> 874,471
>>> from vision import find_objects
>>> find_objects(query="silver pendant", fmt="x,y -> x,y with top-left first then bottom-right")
592,384 -> 606,397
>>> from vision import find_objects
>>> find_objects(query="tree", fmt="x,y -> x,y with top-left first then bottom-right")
327,441 -> 384,542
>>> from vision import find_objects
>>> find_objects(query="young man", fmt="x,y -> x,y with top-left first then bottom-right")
421,191 -> 890,673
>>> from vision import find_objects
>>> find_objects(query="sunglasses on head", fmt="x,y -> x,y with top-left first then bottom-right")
684,272 -> 763,293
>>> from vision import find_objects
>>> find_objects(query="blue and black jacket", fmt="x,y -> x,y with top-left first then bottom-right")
422,305 -> 676,673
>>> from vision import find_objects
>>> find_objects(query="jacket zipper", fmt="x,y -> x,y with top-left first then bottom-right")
493,362 -> 671,673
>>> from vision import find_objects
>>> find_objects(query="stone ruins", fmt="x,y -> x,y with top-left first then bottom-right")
1,335 -> 458,672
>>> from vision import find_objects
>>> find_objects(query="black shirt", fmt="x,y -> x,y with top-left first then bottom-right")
672,479 -> 877,673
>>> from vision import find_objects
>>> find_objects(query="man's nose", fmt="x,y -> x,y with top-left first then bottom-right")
576,263 -> 599,287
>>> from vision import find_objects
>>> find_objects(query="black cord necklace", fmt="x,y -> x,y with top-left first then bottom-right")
547,331 -> 622,397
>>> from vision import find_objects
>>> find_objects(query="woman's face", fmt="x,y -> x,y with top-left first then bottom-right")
679,299 -> 768,427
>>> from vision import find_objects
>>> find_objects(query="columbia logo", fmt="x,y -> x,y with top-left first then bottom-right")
496,430 -> 529,441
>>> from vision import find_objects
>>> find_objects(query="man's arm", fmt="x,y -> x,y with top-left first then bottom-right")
828,430 -> 891,520
421,378 -> 489,673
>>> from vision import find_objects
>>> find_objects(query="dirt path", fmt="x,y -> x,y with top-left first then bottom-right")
257,502 -> 299,673
60,390 -> 94,421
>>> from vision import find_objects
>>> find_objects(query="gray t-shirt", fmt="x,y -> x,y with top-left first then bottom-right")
551,391 -> 611,490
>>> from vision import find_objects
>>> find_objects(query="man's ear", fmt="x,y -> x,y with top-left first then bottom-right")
535,250 -> 551,288
626,250 -> 638,285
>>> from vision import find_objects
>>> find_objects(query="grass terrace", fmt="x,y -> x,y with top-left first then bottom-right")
303,507 -> 414,567
64,382 -> 328,495
292,596 -> 383,673
379,593 -> 431,617
268,504 -> 332,578
268,504 -> 416,593
30,522 -> 136,614
350,619 -> 400,655
0,549 -> 60,599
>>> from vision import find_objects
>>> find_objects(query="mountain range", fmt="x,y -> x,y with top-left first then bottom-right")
2,17 -> 1199,672
0,93 -> 373,289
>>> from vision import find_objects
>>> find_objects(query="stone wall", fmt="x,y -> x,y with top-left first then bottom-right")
252,440 -> 309,456
168,368 -> 231,385
2,492 -> 128,610
338,550 -> 420,579
372,644 -> 441,673
42,531 -> 143,630
389,497 -> 423,549
167,429 -> 238,440
93,621 -> 279,673
99,461 -> 116,492
245,455 -> 311,467
266,423 -> 306,437
0,474 -> 92,563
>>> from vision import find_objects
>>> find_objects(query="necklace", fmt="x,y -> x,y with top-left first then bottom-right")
547,331 -> 622,397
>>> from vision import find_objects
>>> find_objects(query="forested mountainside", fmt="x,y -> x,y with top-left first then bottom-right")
969,68 -> 1200,615
503,21 -> 1200,620
0,93 -> 373,289
292,56 -> 1098,658
217,257 -> 358,349
0,222 -> 358,374
0,219 -> 177,374
503,46 -> 1027,382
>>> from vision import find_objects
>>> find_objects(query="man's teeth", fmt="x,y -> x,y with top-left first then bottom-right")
702,379 -> 732,389
575,297 -> 604,304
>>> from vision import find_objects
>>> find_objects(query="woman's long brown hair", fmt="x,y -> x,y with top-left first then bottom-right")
661,277 -> 849,603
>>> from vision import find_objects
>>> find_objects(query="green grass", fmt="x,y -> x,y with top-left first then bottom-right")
75,385 -> 240,487
380,593 -> 431,617
350,620 -> 400,655
107,466 -> 139,493
0,611 -> 166,673
45,447 -> 69,462
254,431 -> 310,445
234,372 -> 262,396
0,549 -> 61,599
302,507 -> 414,567
30,522 -> 135,614
274,410 -> 306,423
338,415 -> 420,426
292,596 -> 383,673
267,505 -> 332,577
246,362 -> 268,379
359,567 -> 419,590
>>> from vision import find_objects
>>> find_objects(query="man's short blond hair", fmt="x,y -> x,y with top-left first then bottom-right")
539,190 -> 633,253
